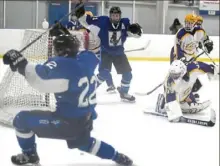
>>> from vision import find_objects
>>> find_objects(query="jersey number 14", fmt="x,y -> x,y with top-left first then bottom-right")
78,76 -> 97,107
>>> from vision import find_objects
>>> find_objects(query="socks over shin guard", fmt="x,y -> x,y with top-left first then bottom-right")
16,130 -> 36,155
97,70 -> 113,87
120,72 -> 132,94
79,137 -> 117,160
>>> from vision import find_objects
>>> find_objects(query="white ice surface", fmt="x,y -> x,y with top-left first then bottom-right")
0,62 -> 219,166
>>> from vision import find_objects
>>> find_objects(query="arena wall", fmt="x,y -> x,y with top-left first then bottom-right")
0,29 -> 219,62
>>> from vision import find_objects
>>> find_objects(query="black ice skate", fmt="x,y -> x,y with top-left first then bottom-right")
11,152 -> 40,165
114,153 -> 133,166
106,85 -> 116,93
117,87 -> 135,102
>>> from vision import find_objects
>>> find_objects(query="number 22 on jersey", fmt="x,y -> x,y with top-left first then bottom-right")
78,76 -> 97,107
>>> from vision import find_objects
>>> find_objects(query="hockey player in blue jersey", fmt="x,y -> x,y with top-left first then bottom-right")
74,3 -> 143,102
3,34 -> 133,166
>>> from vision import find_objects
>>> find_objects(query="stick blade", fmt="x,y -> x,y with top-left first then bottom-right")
208,108 -> 216,127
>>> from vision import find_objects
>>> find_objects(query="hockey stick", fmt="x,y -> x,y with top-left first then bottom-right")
18,3 -> 84,54
143,108 -> 216,127
125,40 -> 151,53
202,49 -> 217,66
135,82 -> 163,96
135,51 -> 206,96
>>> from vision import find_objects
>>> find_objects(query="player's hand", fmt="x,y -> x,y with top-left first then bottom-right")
128,23 -> 143,36
204,39 -> 213,53
74,2 -> 85,19
3,49 -> 27,72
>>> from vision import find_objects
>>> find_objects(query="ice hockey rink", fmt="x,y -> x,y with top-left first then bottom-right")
0,61 -> 219,166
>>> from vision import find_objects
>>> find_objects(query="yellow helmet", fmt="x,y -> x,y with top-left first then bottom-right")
184,13 -> 197,31
185,13 -> 197,23
196,15 -> 203,26
85,11 -> 93,17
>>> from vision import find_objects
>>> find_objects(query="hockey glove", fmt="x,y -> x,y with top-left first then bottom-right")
203,39 -> 213,53
74,2 -> 85,19
128,23 -> 143,37
3,49 -> 27,75
50,22 -> 70,37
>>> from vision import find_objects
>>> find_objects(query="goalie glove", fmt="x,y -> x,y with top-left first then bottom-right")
127,23 -> 143,37
180,100 -> 211,114
203,39 -> 213,53
3,49 -> 27,75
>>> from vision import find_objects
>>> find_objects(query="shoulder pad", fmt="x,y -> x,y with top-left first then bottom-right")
176,28 -> 187,39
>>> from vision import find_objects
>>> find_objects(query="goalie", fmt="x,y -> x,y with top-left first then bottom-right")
155,60 -> 219,122
170,13 -> 216,100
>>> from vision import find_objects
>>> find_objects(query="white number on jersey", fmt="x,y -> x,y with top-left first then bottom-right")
78,76 -> 97,107
45,61 -> 57,69
108,31 -> 122,47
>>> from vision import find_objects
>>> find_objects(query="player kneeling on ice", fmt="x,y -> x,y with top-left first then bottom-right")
155,60 -> 219,122
3,34 -> 133,166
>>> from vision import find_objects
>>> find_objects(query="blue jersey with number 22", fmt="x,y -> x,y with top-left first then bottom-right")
27,51 -> 99,118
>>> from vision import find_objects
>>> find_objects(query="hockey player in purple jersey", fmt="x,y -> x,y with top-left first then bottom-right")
74,3 -> 143,102
3,34 -> 133,166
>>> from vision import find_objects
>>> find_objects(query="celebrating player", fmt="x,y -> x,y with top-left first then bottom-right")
3,34 -> 133,166
155,60 -> 219,122
74,3 -> 143,102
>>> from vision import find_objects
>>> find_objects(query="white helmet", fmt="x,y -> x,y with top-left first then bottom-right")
169,60 -> 187,80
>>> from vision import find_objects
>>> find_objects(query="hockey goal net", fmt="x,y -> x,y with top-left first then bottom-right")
0,29 -> 89,127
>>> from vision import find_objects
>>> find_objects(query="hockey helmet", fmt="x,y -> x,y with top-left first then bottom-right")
196,15 -> 203,26
184,13 -> 197,31
169,60 -> 187,80
109,6 -> 121,25
53,34 -> 80,57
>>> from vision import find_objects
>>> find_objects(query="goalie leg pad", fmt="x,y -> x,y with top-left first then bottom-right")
180,100 -> 211,114
165,101 -> 183,122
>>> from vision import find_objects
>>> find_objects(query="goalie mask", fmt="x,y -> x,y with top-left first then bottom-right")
169,60 -> 187,80
109,6 -> 121,28
53,34 -> 80,57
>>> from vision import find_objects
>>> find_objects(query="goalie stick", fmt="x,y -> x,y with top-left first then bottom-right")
125,40 -> 151,53
143,108 -> 216,127
135,51 -> 206,96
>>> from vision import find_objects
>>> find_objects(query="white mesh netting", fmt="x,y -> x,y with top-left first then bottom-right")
0,29 -> 88,127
